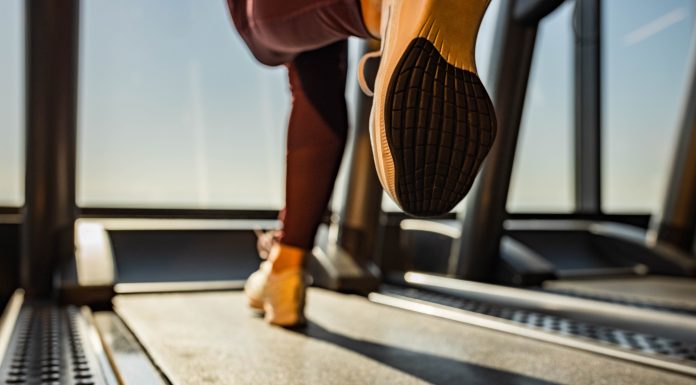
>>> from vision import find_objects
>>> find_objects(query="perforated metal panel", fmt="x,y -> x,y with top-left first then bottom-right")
0,305 -> 108,385
382,286 -> 696,363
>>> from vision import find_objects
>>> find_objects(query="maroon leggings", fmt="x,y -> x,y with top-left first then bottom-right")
227,0 -> 371,249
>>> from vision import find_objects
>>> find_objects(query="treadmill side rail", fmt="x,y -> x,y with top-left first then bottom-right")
370,292 -> 696,377
93,312 -> 169,385
0,290 -> 24,366
402,272 -> 696,344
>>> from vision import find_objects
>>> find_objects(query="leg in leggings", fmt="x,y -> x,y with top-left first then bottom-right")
228,0 -> 370,255
280,41 -> 349,250
231,0 -> 375,326
233,0 -> 495,326
228,0 -> 371,66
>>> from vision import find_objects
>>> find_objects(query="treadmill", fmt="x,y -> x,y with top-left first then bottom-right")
2,0 -> 696,384
395,0 -> 696,313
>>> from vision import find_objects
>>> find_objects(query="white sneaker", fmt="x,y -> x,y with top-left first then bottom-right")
360,0 -> 497,217
244,261 -> 271,311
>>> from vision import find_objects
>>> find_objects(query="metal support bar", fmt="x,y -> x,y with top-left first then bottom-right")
514,0 -> 566,25
369,292 -> 696,377
650,32 -> 696,254
574,0 -> 602,213
404,272 -> 696,343
450,0 -> 542,281
335,40 -> 384,263
308,40 -> 382,293
22,0 -> 80,299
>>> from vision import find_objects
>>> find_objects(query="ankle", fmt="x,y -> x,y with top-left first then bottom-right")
269,243 -> 306,273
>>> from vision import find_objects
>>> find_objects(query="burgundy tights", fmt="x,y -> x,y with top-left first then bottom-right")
281,41 -> 350,249
227,0 -> 371,249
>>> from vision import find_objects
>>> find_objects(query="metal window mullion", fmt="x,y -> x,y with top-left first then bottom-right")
574,0 -> 602,213
22,0 -> 80,299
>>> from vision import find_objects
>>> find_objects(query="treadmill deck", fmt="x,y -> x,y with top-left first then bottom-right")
112,289 -> 695,385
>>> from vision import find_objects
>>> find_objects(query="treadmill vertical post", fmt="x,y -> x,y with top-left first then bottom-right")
449,0 -> 561,281
336,39 -> 385,264
574,0 -> 602,213
650,33 -> 696,254
22,0 -> 80,299
309,40 -> 383,293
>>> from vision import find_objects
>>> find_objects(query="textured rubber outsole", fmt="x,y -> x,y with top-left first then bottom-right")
384,37 -> 497,217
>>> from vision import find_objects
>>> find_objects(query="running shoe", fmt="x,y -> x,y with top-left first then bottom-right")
244,244 -> 307,327
360,0 -> 497,217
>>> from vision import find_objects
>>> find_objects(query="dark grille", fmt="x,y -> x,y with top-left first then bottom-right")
0,305 -> 104,385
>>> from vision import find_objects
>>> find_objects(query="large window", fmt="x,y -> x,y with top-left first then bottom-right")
508,1 -> 575,213
0,0 -> 24,207
78,0 -> 289,209
79,1 -> 694,215
602,0 -> 696,213
78,0 -> 505,213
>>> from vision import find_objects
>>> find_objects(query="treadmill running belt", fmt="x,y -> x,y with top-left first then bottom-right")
112,289 -> 694,385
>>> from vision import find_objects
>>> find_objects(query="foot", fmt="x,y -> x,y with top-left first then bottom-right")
364,0 -> 497,217
244,244 -> 307,327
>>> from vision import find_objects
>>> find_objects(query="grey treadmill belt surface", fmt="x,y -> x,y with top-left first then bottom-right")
114,289 -> 695,385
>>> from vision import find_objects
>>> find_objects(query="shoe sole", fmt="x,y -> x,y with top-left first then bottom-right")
372,0 -> 497,217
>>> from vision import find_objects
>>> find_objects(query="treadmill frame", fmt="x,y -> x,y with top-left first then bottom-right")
448,0 -> 696,282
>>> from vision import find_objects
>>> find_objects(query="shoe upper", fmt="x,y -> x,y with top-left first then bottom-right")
245,243 -> 308,327
244,261 -> 272,307
263,267 -> 306,326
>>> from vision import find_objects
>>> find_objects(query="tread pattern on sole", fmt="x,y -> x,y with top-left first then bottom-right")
385,37 -> 497,217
